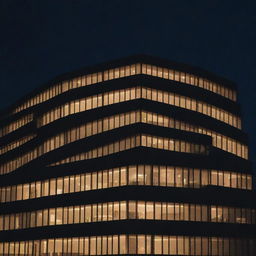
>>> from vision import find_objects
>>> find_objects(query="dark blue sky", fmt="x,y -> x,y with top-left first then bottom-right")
1,0 -> 256,176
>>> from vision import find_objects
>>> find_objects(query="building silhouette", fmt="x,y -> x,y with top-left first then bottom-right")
0,55 -> 255,255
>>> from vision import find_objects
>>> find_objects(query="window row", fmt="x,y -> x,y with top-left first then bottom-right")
142,87 -> 239,127
0,107 -> 247,175
13,64 -> 139,114
141,63 -> 236,101
0,235 -> 254,255
38,87 -> 140,126
1,110 -> 143,175
141,110 -> 246,158
40,110 -> 247,161
0,147 -> 37,175
0,135 -> 36,155
0,115 -> 33,138
0,129 -> 206,175
1,200 -> 255,231
50,134 -> 207,166
0,165 -> 252,204
39,86 -> 241,128
13,62 -> 236,115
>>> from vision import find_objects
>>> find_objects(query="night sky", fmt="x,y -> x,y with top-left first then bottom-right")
1,0 -> 256,178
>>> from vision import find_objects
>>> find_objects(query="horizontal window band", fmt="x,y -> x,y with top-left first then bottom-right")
11,63 -> 237,116
38,86 -> 241,129
0,233 -> 255,255
0,115 -> 33,138
0,108 -> 247,175
50,134 -> 208,166
0,165 -> 252,205
0,135 -> 36,156
0,91 -> 248,174
0,200 -> 255,231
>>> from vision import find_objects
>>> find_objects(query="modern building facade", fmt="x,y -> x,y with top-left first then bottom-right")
0,55 -> 255,255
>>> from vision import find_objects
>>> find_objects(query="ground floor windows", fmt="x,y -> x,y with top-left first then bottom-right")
0,234 -> 255,255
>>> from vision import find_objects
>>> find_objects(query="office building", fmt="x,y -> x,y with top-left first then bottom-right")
0,55 -> 255,255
